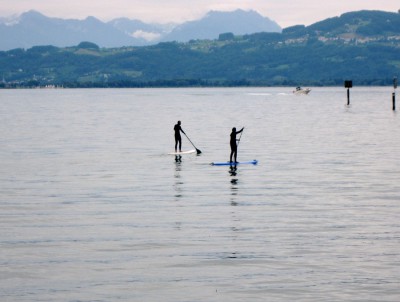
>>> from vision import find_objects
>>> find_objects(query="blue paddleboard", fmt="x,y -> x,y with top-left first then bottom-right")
211,159 -> 258,166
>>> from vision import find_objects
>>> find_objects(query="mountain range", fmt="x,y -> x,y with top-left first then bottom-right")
0,10 -> 281,50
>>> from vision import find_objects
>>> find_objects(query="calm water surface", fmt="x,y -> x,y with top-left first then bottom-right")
1,87 -> 399,301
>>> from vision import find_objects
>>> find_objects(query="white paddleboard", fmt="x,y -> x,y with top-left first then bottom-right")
168,149 -> 196,155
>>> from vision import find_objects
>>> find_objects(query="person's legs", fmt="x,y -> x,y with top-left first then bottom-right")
175,135 -> 182,152
230,143 -> 236,162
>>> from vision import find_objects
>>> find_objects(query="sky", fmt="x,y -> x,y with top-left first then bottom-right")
0,0 -> 399,28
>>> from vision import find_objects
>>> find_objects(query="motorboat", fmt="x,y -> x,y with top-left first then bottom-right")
293,86 -> 311,95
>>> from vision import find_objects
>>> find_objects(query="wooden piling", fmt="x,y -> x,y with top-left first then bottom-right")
347,88 -> 350,106
344,80 -> 352,106
394,77 -> 397,111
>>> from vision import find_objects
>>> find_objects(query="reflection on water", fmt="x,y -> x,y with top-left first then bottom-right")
174,160 -> 183,199
229,165 -> 238,177
229,165 -> 239,206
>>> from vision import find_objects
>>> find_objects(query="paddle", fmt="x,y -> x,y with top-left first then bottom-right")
236,127 -> 244,149
183,132 -> 202,154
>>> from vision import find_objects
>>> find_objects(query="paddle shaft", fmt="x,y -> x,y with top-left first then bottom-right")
236,127 -> 244,149
183,132 -> 202,154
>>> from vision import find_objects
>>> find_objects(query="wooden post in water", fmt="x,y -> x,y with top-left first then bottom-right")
347,89 -> 350,106
344,80 -> 352,106
393,92 -> 396,111
393,77 -> 397,111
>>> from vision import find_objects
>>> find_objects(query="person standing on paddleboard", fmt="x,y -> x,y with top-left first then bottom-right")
174,121 -> 185,152
230,127 -> 244,163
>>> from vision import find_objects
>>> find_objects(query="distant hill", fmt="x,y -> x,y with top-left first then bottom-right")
284,10 -> 400,38
309,10 -> 400,36
108,18 -> 175,44
0,10 -> 399,88
161,9 -> 281,42
0,9 -> 281,50
0,10 -> 135,50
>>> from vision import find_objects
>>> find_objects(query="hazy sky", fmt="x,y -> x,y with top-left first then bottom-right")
1,0 -> 399,27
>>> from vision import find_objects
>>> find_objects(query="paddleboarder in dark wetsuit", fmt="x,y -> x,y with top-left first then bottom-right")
230,127 -> 244,163
174,121 -> 185,152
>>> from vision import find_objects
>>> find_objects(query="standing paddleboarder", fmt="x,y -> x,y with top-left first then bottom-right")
230,127 -> 244,163
174,121 -> 185,152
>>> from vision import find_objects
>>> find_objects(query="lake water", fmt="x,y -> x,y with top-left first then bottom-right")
1,87 -> 399,301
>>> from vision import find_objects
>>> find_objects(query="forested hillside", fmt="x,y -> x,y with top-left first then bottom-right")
1,10 -> 399,88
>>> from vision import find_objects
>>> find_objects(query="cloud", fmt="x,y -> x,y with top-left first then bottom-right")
131,30 -> 161,41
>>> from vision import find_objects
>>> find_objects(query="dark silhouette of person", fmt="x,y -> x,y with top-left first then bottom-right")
174,121 -> 185,152
230,127 -> 244,163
